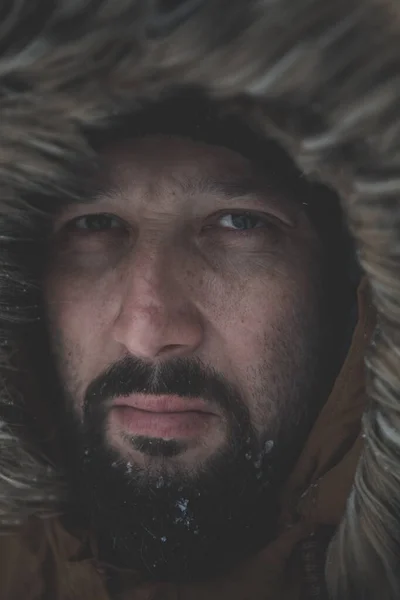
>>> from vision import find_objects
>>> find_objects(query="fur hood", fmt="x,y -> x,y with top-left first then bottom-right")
0,1 -> 399,598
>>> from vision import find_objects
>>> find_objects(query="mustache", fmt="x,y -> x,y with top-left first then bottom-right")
83,355 -> 248,422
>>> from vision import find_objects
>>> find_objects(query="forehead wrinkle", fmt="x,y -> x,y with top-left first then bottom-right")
91,145 -> 300,221
97,138 -> 275,208
177,173 -> 268,202
87,172 -> 299,231
90,178 -> 150,210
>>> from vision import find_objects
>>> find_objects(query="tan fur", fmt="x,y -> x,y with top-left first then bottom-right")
0,0 -> 399,597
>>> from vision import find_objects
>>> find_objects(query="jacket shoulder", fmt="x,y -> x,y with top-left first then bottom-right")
0,518 -> 109,600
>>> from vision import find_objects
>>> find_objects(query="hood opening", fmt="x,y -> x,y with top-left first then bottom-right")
0,1 -> 398,598
0,91 -> 361,534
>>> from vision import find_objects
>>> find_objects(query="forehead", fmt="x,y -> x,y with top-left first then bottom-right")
92,135 -> 307,223
99,134 -> 255,189
84,134 -> 312,227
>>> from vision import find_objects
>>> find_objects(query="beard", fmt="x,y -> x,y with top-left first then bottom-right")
54,311 -> 329,586
65,357 -> 282,581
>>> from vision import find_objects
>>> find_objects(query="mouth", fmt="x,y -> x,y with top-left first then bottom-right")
109,394 -> 218,440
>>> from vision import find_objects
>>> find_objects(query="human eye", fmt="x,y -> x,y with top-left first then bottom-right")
65,213 -> 125,232
215,211 -> 275,232
49,211 -> 130,269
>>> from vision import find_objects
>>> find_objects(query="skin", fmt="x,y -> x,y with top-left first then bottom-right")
44,134 -> 322,472
42,134 -> 334,580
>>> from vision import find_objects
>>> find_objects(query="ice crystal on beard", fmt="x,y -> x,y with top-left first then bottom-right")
176,498 -> 189,513
174,498 -> 194,529
264,440 -> 274,453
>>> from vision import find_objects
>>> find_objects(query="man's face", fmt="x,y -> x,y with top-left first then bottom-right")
44,135 -> 328,581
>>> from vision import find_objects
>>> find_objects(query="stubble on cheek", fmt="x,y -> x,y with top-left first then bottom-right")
46,320 -> 87,420
247,275 -> 321,431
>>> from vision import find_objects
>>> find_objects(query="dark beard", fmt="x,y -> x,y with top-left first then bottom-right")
82,424 -> 280,583
60,354 -> 316,584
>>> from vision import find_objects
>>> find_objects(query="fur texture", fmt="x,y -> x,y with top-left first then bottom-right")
0,0 -> 400,598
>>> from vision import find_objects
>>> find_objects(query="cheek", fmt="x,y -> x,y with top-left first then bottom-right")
43,270 -> 117,402
204,251 -> 316,391
203,249 -> 298,338
217,284 -> 290,364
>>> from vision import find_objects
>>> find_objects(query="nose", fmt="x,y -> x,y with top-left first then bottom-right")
112,249 -> 204,361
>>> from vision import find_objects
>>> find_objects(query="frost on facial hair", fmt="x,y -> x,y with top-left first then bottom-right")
244,438 -> 275,478
172,497 -> 199,534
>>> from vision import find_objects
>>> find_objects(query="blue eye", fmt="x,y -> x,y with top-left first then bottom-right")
217,213 -> 267,231
71,214 -> 123,231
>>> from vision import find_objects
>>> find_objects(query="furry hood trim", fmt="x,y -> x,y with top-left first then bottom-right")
0,1 -> 399,598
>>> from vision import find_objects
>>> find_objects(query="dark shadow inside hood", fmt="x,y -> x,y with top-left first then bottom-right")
0,1 -> 399,599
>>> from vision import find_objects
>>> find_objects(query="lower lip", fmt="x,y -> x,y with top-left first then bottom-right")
109,406 -> 216,439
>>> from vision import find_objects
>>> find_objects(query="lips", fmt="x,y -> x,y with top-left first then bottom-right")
109,394 -> 217,440
112,394 -> 215,415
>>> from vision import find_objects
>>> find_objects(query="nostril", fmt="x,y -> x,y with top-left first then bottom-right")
162,344 -> 184,352
156,343 -> 188,358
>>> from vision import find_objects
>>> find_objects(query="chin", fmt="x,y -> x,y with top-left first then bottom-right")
108,430 -> 225,466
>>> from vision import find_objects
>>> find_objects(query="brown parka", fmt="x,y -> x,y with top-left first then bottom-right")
0,281 -> 375,600
0,1 -> 399,599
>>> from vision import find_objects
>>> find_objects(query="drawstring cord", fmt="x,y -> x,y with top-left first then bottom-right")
300,527 -> 334,600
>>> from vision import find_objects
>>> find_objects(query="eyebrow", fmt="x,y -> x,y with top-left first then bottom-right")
177,175 -> 269,201
93,173 -> 277,209
89,171 -> 300,228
